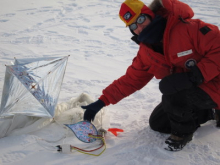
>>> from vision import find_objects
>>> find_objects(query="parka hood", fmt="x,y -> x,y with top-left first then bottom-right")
130,0 -> 194,45
148,0 -> 194,19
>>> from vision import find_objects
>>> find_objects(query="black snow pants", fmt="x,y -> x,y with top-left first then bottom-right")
149,87 -> 217,137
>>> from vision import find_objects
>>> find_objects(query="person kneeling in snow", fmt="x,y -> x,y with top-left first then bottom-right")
82,0 -> 220,151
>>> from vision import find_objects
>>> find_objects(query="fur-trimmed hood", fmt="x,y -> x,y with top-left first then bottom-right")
130,0 -> 194,45
148,0 -> 194,19
148,0 -> 163,13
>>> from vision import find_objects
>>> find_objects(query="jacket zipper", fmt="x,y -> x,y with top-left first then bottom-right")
163,17 -> 176,75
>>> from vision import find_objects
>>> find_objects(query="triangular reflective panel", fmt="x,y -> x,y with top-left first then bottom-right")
0,56 -> 69,118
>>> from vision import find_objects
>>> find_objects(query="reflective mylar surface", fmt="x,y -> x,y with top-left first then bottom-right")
0,56 -> 69,118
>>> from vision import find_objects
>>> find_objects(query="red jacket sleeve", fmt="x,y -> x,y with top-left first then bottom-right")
99,50 -> 154,105
194,22 -> 220,83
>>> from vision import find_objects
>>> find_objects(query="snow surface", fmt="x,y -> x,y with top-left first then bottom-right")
0,0 -> 220,164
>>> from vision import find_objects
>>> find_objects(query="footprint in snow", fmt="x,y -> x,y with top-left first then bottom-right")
0,20 -> 8,22
0,151 -> 27,164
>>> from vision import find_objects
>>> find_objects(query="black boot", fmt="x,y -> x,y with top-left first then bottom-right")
164,133 -> 193,151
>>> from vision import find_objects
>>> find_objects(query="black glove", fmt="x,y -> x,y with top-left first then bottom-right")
81,99 -> 105,122
159,66 -> 204,95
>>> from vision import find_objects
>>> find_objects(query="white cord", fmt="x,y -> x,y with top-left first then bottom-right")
3,115 -> 16,137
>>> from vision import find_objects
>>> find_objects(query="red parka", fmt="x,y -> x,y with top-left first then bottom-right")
100,0 -> 220,109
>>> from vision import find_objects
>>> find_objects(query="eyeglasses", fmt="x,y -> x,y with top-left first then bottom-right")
129,15 -> 147,31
